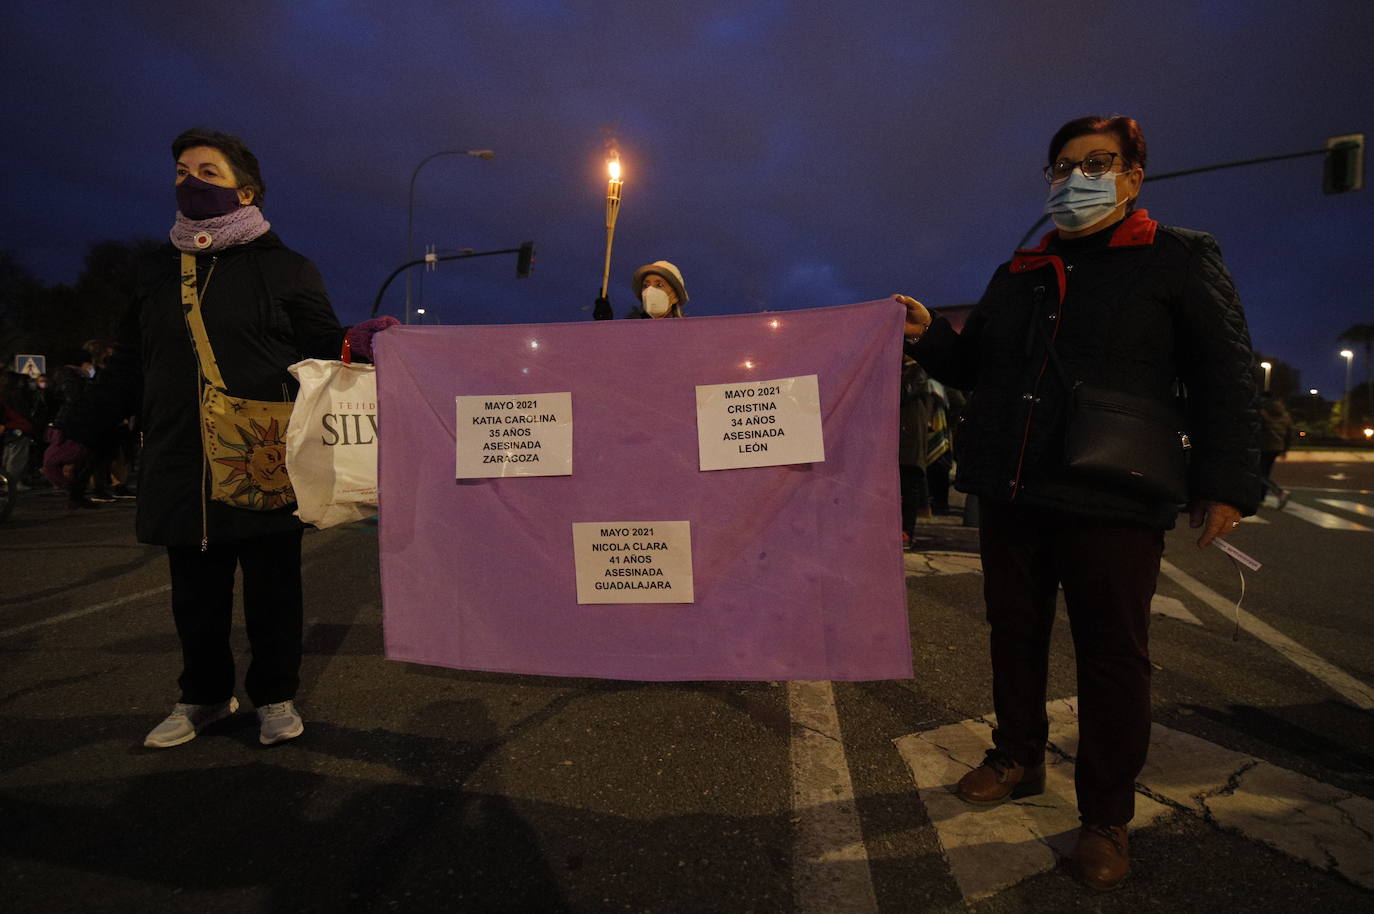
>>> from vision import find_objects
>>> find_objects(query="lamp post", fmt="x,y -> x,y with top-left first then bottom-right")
1341,349 -> 1355,438
1260,360 -> 1272,393
406,148 -> 494,324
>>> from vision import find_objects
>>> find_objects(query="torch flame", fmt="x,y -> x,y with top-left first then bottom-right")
608,158 -> 621,181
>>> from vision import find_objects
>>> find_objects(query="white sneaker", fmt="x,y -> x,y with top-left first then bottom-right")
256,700 -> 304,745
144,697 -> 239,748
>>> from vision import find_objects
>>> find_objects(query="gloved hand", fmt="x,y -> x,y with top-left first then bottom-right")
346,316 -> 400,362
593,296 -> 612,320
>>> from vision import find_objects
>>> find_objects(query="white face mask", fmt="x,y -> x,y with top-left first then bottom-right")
642,285 -> 673,317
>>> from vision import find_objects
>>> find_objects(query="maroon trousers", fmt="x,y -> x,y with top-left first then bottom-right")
978,500 -> 1164,826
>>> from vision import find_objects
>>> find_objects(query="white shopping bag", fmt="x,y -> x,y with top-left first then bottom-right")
286,358 -> 378,529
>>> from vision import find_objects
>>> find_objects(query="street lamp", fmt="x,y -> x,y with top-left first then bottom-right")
1260,360 -> 1272,392
406,148 -> 495,324
1341,349 -> 1355,438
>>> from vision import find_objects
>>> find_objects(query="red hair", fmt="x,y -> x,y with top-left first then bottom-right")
1048,116 -> 1148,171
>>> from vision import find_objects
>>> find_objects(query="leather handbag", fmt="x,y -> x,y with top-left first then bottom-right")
181,253 -> 296,512
1063,382 -> 1191,503
1033,286 -> 1191,504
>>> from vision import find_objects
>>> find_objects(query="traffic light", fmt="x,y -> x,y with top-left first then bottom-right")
1324,133 -> 1364,194
516,241 -> 535,277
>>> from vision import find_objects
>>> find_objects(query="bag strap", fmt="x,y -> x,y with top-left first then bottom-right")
180,252 -> 225,389
1031,261 -> 1149,393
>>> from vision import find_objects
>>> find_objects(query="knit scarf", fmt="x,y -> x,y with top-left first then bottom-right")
169,206 -> 271,254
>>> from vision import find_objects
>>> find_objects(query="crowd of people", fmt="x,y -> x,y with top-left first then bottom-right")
7,112 -> 1271,893
1,342 -> 138,507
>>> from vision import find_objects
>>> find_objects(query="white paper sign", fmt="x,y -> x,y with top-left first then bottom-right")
572,521 -> 695,604
695,374 -> 825,471
455,392 -> 573,478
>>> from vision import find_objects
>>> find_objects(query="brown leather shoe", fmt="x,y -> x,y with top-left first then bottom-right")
1076,824 -> 1129,891
955,749 -> 1046,804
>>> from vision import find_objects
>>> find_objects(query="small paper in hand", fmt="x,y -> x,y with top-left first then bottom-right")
1213,537 -> 1261,571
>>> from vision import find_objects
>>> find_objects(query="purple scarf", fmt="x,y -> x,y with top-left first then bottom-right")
169,206 -> 270,253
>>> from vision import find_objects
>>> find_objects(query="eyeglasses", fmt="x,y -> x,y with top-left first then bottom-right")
1044,152 -> 1123,184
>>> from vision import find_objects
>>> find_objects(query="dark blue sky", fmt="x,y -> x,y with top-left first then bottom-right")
3,1 -> 1371,396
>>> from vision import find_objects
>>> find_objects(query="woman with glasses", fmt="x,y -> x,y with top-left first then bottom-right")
897,115 -> 1260,890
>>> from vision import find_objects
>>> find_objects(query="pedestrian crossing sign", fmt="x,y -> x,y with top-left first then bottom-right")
14,354 -> 45,378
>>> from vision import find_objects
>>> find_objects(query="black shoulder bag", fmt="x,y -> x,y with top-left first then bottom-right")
1033,286 -> 1192,505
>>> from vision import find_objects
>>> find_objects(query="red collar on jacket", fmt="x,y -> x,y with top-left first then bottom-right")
1008,209 -> 1159,303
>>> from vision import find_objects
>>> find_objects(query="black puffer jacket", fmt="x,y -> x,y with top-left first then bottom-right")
911,210 -> 1261,530
102,232 -> 344,546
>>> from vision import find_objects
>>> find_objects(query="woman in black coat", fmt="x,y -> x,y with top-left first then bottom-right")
898,115 -> 1260,890
126,128 -> 348,749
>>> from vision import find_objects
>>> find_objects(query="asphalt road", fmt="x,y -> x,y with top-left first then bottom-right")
2,458 -> 1371,913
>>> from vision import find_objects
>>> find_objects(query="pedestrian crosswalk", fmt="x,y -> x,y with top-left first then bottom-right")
1280,500 -> 1371,531
892,698 -> 1374,902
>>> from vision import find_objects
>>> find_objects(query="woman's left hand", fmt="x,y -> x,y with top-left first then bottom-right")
893,294 -> 931,339
1189,499 -> 1242,547
345,316 -> 400,362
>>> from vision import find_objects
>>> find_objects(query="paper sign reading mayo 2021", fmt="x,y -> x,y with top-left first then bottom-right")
456,392 -> 572,478
695,374 -> 824,471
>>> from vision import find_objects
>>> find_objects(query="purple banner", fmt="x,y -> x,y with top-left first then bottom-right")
374,298 -> 911,681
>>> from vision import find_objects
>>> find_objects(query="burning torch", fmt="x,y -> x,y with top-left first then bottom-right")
600,155 -> 623,300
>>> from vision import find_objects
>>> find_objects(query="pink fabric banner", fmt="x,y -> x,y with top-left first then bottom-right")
374,298 -> 911,681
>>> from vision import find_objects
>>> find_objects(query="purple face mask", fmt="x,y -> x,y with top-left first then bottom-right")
176,174 -> 245,220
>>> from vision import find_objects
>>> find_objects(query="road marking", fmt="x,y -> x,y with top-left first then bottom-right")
1316,498 -> 1374,518
0,584 -> 171,640
1159,560 -> 1374,710
1150,594 -> 1202,625
894,698 -> 1374,900
788,680 -> 878,914
903,551 -> 983,577
1240,514 -> 1270,524
1283,502 -> 1371,531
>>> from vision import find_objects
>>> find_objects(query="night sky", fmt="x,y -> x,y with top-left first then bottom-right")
3,1 -> 1371,396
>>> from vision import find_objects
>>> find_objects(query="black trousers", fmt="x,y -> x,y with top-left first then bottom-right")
166,529 -> 304,707
978,500 -> 1163,826
899,464 -> 928,535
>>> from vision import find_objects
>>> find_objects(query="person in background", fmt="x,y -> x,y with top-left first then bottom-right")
593,260 -> 689,319
74,127 -> 396,751
924,377 -> 954,514
41,350 -> 97,503
898,356 -> 932,548
896,115 -> 1260,891
1258,391 -> 1294,508
1,373 -> 36,488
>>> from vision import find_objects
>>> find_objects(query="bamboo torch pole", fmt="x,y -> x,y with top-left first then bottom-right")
600,157 -> 623,299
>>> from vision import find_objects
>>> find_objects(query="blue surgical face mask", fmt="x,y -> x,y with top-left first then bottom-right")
1044,170 -> 1120,232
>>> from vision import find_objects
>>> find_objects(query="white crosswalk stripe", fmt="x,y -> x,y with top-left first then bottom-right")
1316,497 -> 1374,518
1282,501 -> 1372,531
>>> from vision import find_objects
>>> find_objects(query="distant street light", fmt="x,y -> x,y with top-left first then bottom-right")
1309,388 -> 1320,396
1341,349 -> 1355,438
406,148 -> 495,324
1260,360 -> 1272,392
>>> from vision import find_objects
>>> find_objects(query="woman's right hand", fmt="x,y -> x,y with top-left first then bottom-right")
894,294 -> 931,339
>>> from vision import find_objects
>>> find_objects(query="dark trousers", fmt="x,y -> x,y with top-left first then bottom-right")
899,464 -> 928,535
978,500 -> 1163,826
166,530 -> 304,707
1259,450 -> 1283,497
